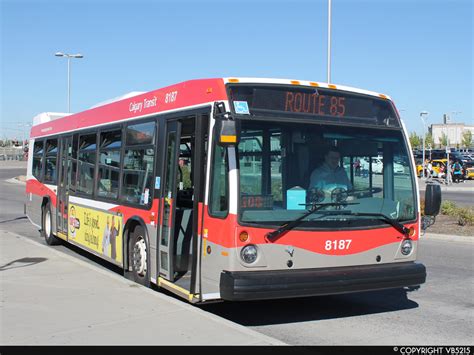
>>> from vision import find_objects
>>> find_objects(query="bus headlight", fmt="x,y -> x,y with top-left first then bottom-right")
401,239 -> 413,255
241,245 -> 258,264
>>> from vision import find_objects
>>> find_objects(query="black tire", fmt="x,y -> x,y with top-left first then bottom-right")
41,203 -> 60,245
129,225 -> 150,287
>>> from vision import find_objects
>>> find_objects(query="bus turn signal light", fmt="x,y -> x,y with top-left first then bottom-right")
239,231 -> 249,243
220,135 -> 237,143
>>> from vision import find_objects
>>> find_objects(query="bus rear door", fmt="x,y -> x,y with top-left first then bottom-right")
56,135 -> 72,238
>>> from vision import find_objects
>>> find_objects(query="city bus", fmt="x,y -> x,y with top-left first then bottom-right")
25,77 -> 441,303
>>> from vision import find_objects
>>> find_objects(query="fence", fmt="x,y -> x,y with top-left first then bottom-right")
0,147 -> 27,161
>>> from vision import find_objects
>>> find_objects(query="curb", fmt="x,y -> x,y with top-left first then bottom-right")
5,177 -> 26,185
418,179 -> 474,193
0,228 -> 287,346
422,233 -> 474,243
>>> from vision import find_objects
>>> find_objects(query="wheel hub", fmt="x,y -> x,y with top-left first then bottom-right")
132,237 -> 147,276
45,210 -> 51,236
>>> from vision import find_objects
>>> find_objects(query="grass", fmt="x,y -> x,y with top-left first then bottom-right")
421,199 -> 474,227
440,201 -> 474,226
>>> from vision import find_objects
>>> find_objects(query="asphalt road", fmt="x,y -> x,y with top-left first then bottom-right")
438,190 -> 474,207
1,163 -> 473,345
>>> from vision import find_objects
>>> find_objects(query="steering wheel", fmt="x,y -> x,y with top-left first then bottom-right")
307,188 -> 325,204
331,187 -> 349,203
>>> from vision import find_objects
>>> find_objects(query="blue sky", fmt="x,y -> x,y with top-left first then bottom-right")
1,0 -> 472,140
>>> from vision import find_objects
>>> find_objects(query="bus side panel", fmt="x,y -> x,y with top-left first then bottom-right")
199,211 -> 238,297
25,139 -> 41,227
26,184 -> 43,227
147,222 -> 158,283
26,179 -> 58,231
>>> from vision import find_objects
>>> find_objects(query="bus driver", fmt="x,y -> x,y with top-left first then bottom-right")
309,146 -> 352,201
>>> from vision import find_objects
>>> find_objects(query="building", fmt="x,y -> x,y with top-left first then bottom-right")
430,120 -> 474,148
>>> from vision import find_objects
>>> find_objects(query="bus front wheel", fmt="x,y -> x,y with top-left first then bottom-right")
129,225 -> 150,287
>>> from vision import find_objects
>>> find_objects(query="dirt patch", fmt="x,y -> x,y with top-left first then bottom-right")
428,213 -> 474,237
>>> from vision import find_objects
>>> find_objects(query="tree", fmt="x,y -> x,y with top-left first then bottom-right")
462,130 -> 472,148
425,132 -> 434,149
440,132 -> 448,148
409,132 -> 421,149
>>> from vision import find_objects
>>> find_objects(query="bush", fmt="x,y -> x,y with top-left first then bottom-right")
420,198 -> 425,216
440,201 -> 474,226
441,201 -> 458,216
457,208 -> 474,226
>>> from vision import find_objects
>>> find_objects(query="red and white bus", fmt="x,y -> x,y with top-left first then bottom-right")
26,78 -> 440,303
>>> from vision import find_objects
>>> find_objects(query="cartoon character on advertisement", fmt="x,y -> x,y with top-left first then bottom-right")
102,216 -> 111,257
110,215 -> 120,260
69,205 -> 80,239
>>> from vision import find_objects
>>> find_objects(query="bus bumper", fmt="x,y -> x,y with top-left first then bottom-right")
219,262 -> 426,301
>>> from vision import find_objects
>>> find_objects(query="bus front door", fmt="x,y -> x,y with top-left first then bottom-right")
158,121 -> 180,281
157,113 -> 209,300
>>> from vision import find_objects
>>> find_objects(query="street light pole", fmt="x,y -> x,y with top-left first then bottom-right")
451,111 -> 462,149
327,0 -> 332,83
420,111 -> 429,179
55,52 -> 83,113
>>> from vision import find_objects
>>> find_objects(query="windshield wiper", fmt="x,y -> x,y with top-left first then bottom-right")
344,212 -> 410,236
318,211 -> 409,236
265,202 -> 359,242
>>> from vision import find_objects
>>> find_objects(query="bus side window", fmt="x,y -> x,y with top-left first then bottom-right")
98,129 -> 122,200
44,139 -> 58,184
77,134 -> 97,196
121,121 -> 156,206
32,140 -> 44,181
209,144 -> 228,218
69,134 -> 79,191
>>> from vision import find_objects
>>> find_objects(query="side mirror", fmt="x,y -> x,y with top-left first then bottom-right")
421,183 -> 441,232
213,102 -> 240,146
424,182 -> 441,216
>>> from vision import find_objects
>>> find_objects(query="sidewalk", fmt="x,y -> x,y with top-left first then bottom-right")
422,232 -> 474,243
0,229 -> 285,345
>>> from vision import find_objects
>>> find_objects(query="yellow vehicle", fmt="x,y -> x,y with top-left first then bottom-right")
416,159 -> 447,178
464,162 -> 474,179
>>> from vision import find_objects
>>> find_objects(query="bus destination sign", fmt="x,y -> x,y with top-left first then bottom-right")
228,85 -> 399,127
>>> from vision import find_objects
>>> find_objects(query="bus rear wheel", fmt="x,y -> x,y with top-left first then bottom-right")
41,203 -> 60,245
129,225 -> 150,287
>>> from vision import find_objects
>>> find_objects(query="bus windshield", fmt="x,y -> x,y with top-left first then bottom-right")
237,120 -> 416,229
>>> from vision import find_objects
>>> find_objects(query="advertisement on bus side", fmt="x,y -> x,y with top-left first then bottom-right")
68,203 -> 123,265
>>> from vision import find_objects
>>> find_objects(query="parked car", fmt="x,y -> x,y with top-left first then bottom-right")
365,157 -> 405,174
416,159 -> 447,178
463,161 -> 474,179
461,154 -> 473,163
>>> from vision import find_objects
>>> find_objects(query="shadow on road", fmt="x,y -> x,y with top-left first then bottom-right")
56,238 -> 124,276
0,216 -> 27,224
200,288 -> 419,326
0,257 -> 47,271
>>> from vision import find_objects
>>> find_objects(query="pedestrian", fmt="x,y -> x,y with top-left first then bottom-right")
426,159 -> 432,179
452,160 -> 463,183
354,159 -> 361,176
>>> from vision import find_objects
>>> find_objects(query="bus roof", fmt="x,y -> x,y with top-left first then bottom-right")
30,77 -> 393,139
223,77 -> 392,101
